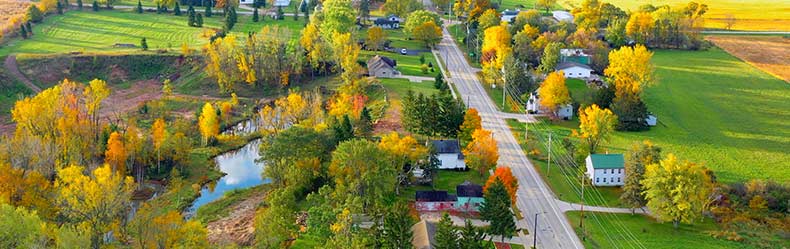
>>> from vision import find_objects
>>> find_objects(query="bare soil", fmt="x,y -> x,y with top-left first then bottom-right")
373,99 -> 404,134
707,36 -> 790,82
99,79 -> 162,123
206,188 -> 267,246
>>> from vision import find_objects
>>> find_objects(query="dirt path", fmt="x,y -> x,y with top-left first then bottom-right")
4,55 -> 42,93
206,188 -> 266,246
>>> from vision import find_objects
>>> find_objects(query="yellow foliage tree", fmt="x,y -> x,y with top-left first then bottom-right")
152,118 -> 167,173
604,44 -> 655,98
0,163 -> 55,219
104,131 -> 127,174
459,108 -> 482,144
642,154 -> 710,228
205,36 -> 241,93
538,71 -> 571,115
366,26 -> 386,51
130,203 -> 209,249
481,24 -> 512,87
573,104 -> 617,154
463,128 -> 499,176
83,79 -> 110,141
625,12 -> 654,45
412,21 -> 443,48
379,132 -> 428,194
198,103 -> 219,145
55,164 -> 134,248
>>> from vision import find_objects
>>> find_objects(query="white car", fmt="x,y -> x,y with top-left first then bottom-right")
400,49 -> 408,55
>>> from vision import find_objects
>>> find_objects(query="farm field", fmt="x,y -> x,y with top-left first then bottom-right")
562,0 -> 790,31
0,9 -> 305,56
523,48 -> 790,183
706,35 -> 790,82
0,0 -> 31,27
566,212 -> 751,249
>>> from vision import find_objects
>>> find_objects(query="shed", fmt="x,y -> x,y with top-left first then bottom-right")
456,181 -> 484,212
367,55 -> 399,78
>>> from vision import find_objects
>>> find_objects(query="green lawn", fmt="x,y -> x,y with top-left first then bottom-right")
513,48 -> 790,184
566,212 -> 750,249
400,170 -> 489,203
378,78 -> 438,98
0,9 -> 305,56
0,66 -> 33,120
448,24 -> 481,69
498,0 -> 564,11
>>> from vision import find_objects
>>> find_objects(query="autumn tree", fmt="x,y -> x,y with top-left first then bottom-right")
477,9 -> 500,34
481,24 -> 511,87
480,178 -> 516,242
301,23 -> 331,74
329,139 -> 395,211
573,104 -> 617,154
383,0 -> 422,17
365,26 -> 386,51
642,154 -> 711,228
537,71 -> 570,115
625,12 -> 654,45
152,118 -> 167,173
379,132 -> 428,194
204,36 -> 242,92
463,128 -> 498,176
412,21 -> 443,48
604,44 -> 654,98
239,26 -> 303,87
485,167 -> 519,205
129,203 -> 209,248
320,0 -> 356,40
620,141 -> 661,214
0,203 -> 48,248
453,0 -> 490,22
104,131 -> 127,174
83,79 -> 110,141
536,0 -> 556,13
55,164 -> 134,248
459,108 -> 482,144
198,102 -> 219,145
572,0 -> 603,30
405,10 -> 442,36
0,163 -> 54,219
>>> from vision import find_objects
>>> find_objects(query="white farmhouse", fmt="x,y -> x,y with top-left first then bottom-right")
526,90 -> 574,120
552,11 -> 574,23
585,154 -> 625,187
431,140 -> 466,170
557,62 -> 593,79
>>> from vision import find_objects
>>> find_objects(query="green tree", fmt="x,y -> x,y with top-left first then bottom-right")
383,0 -> 423,17
404,10 -> 442,37
137,0 -> 143,13
19,25 -> 28,39
205,4 -> 212,17
642,154 -> 710,228
382,202 -> 414,248
224,7 -> 237,31
196,13 -> 203,27
187,5 -> 196,25
173,2 -> 181,15
57,1 -> 64,14
355,106 -> 373,138
621,141 -> 661,214
92,0 -> 99,11
332,115 -> 355,144
329,139 -> 395,212
252,7 -> 259,22
434,73 -> 448,91
433,213 -> 459,249
459,219 -> 487,249
259,126 -> 333,187
320,0 -> 356,39
78,0 -> 83,10
358,0 -> 370,24
605,17 -> 627,47
480,178 -> 516,242
538,42 -> 562,74
27,5 -> 44,22
140,37 -> 148,50
0,203 -> 47,248
611,94 -> 649,131
255,188 -> 297,248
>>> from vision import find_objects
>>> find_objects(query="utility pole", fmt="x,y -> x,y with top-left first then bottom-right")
580,172 -> 586,241
533,213 -> 540,249
547,132 -> 552,176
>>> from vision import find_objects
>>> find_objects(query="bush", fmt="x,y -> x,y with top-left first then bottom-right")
140,37 -> 148,51
420,64 -> 429,74
27,5 -> 44,22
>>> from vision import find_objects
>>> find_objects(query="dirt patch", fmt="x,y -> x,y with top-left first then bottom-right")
373,98 -> 404,134
707,36 -> 790,82
99,80 -> 162,122
206,188 -> 266,246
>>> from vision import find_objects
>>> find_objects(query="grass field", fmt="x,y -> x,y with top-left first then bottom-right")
561,0 -> 790,31
498,0 -> 563,12
0,9 -> 305,56
566,212 -> 750,249
378,78 -> 437,97
518,48 -> 790,183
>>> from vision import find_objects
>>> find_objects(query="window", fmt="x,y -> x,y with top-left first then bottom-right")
603,178 -> 607,183
596,178 -> 599,183
618,177 -> 621,182
611,177 -> 614,182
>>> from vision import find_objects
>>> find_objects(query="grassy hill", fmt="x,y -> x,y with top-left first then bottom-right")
0,9 -> 305,56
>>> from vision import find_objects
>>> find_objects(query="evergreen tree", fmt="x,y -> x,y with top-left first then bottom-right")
358,0 -> 370,24
187,5 -> 196,26
92,0 -> 99,11
161,5 -> 168,13
381,202 -> 414,248
57,1 -> 64,14
621,141 -> 662,214
140,37 -> 148,50
25,22 -> 32,35
293,5 -> 298,20
174,2 -> 181,15
355,107 -> 373,138
433,213 -> 459,249
434,73 -> 448,91
136,0 -> 143,13
19,25 -> 28,39
276,6 -> 284,20
252,7 -> 259,22
611,94 -> 649,131
459,219 -> 487,249
223,7 -> 236,31
27,5 -> 43,22
77,0 -> 83,10
196,13 -> 203,27
332,115 -> 355,144
480,179 -> 516,243
205,4 -> 212,17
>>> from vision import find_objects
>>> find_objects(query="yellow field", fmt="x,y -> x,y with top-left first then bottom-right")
707,36 -> 790,82
563,0 -> 790,31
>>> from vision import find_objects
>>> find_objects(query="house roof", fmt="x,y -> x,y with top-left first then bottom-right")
273,0 -> 290,7
411,220 -> 437,249
431,140 -> 461,154
456,180 -> 483,198
556,61 -> 592,71
416,190 -> 457,202
367,55 -> 396,72
588,154 -> 625,169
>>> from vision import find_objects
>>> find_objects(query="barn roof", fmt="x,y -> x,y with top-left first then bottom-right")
431,140 -> 461,154
556,61 -> 592,71
416,190 -> 457,202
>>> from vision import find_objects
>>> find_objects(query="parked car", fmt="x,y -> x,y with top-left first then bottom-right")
400,49 -> 408,55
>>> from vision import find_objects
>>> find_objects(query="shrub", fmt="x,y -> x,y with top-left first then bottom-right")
140,37 -> 148,51
27,5 -> 44,22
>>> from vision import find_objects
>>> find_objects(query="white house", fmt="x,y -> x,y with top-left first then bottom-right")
552,11 -> 574,23
273,0 -> 291,7
556,62 -> 593,79
501,9 -> 521,23
431,140 -> 466,170
526,90 -> 573,120
374,15 -> 402,29
585,154 -> 625,187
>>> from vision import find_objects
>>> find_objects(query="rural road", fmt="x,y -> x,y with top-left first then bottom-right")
3,55 -> 42,93
436,25 -> 583,248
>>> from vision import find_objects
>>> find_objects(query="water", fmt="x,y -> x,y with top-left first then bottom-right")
185,118 -> 269,216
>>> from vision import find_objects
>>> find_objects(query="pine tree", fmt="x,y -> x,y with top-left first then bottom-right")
196,13 -> 203,27
480,179 -> 516,243
434,73 -> 447,91
156,3 -> 161,14
355,106 -> 373,138
174,2 -> 181,15
77,0 -> 83,10
252,7 -> 259,22
19,25 -> 28,39
92,0 -> 99,11
205,4 -> 212,17
381,202 -> 414,248
460,219 -> 487,249
140,37 -> 148,50
25,22 -> 32,36
621,141 -> 661,214
136,0 -> 143,13
333,115 -> 355,143
56,1 -> 64,14
276,6 -> 283,20
433,213 -> 459,249
223,7 -> 236,31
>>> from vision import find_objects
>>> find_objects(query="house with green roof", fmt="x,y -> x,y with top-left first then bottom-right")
585,154 -> 625,187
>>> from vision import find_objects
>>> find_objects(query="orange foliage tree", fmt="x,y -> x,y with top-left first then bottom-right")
484,166 -> 519,205
104,131 -> 127,174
